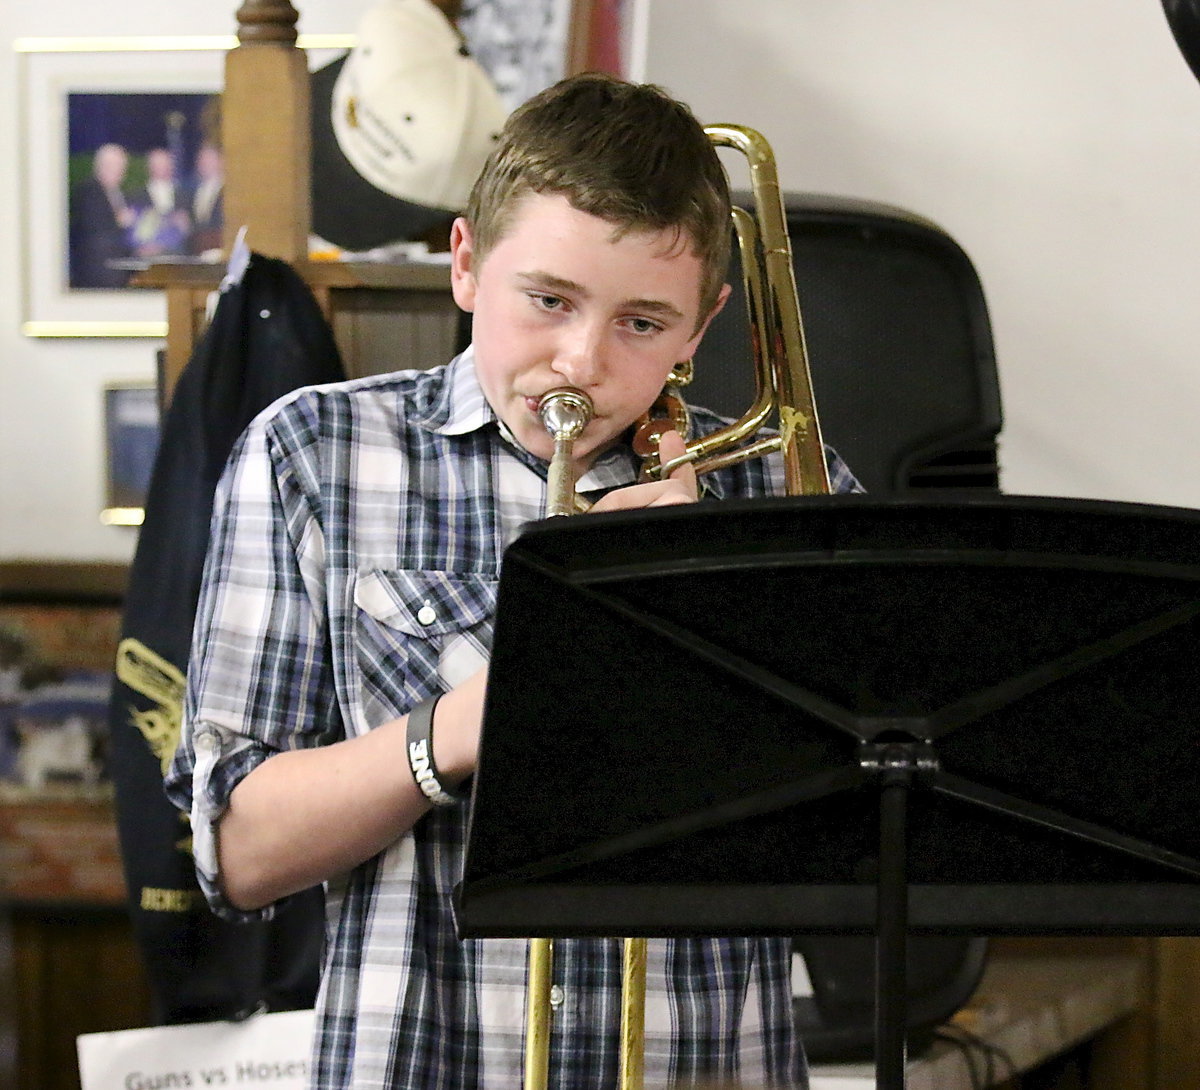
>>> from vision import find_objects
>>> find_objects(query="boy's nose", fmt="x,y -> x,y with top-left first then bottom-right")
552,327 -> 605,387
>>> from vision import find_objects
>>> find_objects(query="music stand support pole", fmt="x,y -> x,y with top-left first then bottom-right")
867,741 -> 931,1090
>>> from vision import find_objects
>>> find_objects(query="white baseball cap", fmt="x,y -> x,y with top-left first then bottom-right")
332,0 -> 507,211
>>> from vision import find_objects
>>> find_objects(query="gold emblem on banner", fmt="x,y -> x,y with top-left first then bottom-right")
115,637 -> 186,775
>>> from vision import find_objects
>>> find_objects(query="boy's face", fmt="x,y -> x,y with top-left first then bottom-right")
450,192 -> 729,472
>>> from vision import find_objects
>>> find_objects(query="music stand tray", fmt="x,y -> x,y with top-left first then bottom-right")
455,494 -> 1200,1086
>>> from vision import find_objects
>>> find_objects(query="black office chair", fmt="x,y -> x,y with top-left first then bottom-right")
691,192 -> 1003,496
793,934 -> 989,1063
693,193 -> 1000,1058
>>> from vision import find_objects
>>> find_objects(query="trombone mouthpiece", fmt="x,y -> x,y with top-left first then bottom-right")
538,388 -> 595,518
538,387 -> 594,441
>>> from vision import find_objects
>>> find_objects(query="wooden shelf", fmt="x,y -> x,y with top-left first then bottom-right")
135,256 -> 453,293
0,562 -> 127,604
136,258 -> 460,405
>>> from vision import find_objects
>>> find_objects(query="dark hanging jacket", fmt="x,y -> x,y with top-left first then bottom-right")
107,251 -> 346,1023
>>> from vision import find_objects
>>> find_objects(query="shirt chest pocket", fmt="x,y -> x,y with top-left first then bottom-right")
353,568 -> 497,727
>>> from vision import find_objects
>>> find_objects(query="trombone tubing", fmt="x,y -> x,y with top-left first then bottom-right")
524,937 -> 648,1090
527,386 -> 649,1090
704,123 -> 831,497
525,938 -> 554,1090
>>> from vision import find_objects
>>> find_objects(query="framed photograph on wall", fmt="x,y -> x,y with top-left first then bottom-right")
16,34 -> 353,340
16,37 -> 228,339
459,0 -> 622,109
101,382 -> 161,526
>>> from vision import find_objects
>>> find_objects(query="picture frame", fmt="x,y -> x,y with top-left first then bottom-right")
16,37 -> 226,339
100,381 -> 161,527
15,34 -> 353,340
460,0 -> 583,109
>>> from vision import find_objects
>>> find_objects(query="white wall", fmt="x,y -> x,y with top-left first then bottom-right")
3,0 -> 1199,564
636,0 -> 1200,508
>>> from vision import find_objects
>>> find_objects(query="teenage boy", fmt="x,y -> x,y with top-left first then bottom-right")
167,73 -> 860,1089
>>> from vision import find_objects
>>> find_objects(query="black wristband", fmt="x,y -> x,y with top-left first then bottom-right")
406,695 -> 468,807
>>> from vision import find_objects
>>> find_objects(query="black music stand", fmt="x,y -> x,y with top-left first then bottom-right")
455,495 -> 1200,1089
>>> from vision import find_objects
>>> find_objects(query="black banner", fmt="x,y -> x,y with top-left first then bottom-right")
108,253 -> 345,1023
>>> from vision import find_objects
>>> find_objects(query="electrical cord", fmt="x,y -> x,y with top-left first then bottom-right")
933,1025 -> 987,1090
934,1022 -> 1021,1087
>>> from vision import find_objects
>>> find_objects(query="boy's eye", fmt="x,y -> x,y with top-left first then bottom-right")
626,317 -> 662,335
532,293 -> 564,311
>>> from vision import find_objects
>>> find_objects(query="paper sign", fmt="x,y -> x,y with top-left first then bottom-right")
77,1008 -> 315,1090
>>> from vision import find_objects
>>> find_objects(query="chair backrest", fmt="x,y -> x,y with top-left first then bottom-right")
690,193 -> 1003,495
794,934 -> 990,1062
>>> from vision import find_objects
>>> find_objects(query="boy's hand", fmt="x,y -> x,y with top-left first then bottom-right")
590,429 -> 698,512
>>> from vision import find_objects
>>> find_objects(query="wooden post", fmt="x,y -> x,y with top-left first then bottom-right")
222,1 -> 311,261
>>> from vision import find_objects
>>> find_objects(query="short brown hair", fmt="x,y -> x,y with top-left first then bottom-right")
465,73 -> 732,321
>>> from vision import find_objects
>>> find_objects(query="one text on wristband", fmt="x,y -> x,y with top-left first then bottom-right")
408,739 -> 448,802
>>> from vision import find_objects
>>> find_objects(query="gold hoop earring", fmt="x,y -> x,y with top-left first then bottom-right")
667,359 -> 694,387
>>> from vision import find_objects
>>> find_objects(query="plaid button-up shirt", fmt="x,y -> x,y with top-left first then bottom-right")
167,348 -> 861,1089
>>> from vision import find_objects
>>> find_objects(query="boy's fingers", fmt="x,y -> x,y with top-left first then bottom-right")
588,479 -> 693,512
586,428 -> 697,514
657,429 -> 698,500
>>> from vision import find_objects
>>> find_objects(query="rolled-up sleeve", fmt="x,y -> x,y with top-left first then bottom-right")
164,404 -> 340,921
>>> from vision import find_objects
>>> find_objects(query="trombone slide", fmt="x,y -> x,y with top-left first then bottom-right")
522,122 -> 825,1090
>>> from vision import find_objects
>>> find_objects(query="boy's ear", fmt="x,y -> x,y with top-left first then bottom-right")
685,282 -> 733,353
449,217 -> 478,312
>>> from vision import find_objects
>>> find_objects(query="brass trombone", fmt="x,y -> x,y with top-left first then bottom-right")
527,123 -> 831,1090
